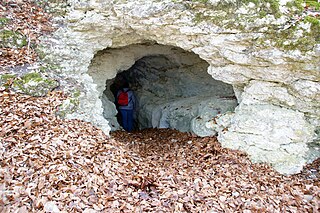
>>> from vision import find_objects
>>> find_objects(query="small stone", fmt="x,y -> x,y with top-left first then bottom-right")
219,195 -> 227,202
232,191 -> 240,197
303,195 -> 313,201
177,189 -> 185,196
132,192 -> 139,199
44,201 -> 60,213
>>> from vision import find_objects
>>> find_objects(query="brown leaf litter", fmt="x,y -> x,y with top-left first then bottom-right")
0,89 -> 319,212
0,0 -> 55,68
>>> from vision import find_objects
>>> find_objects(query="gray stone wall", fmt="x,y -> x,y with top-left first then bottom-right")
95,46 -> 237,135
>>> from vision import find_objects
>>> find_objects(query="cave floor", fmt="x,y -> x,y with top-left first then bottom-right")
1,90 -> 319,212
110,129 -> 320,212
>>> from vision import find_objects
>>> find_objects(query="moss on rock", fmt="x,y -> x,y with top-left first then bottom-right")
305,15 -> 320,42
260,14 -> 319,51
0,74 -> 17,89
56,89 -> 81,118
0,17 -> 10,27
0,30 -> 27,48
11,72 -> 59,97
305,0 -> 320,10
185,0 -> 319,53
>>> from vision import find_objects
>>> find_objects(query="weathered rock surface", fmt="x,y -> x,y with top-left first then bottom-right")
40,0 -> 320,174
97,46 -> 237,135
0,72 -> 59,97
218,104 -> 316,175
0,30 -> 27,48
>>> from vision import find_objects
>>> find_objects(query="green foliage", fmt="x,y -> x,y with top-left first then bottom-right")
305,15 -> 320,25
72,90 -> 81,98
239,0 -> 281,15
282,37 -> 315,51
1,73 -> 59,96
13,73 -> 44,91
268,0 -> 281,17
12,72 -> 59,97
21,72 -> 43,82
242,0 -> 259,4
306,0 -> 320,10
0,30 -> 27,48
1,30 -> 16,39
287,0 -> 320,11
0,74 -> 16,82
190,0 -> 283,22
0,74 -> 16,89
259,10 -> 268,18
192,0 -> 209,3
186,0 -> 318,52
35,45 -> 47,60
262,14 -> 319,51
0,17 -> 10,27
35,0 -> 68,17
304,15 -> 320,42
252,0 -> 281,18
286,0 -> 304,12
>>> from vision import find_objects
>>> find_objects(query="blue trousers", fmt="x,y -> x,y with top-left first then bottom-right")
119,109 -> 133,132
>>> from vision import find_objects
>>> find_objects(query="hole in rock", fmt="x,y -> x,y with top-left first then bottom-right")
90,44 -> 238,136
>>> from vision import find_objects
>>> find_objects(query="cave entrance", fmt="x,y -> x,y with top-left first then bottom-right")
89,43 -> 238,136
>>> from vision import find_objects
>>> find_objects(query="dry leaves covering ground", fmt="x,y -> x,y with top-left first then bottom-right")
0,1 -> 319,212
0,0 -> 54,69
0,89 -> 319,212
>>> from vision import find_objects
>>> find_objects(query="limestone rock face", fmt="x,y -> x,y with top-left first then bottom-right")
98,45 -> 237,134
101,93 -> 119,131
41,0 -> 320,174
218,104 -> 315,175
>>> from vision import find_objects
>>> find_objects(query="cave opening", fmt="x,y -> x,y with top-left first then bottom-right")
89,44 -> 238,136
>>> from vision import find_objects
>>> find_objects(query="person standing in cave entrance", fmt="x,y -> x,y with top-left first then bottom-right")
116,82 -> 136,132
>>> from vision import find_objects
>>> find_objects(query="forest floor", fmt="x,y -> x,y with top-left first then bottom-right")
0,89 -> 319,212
0,1 -> 319,212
